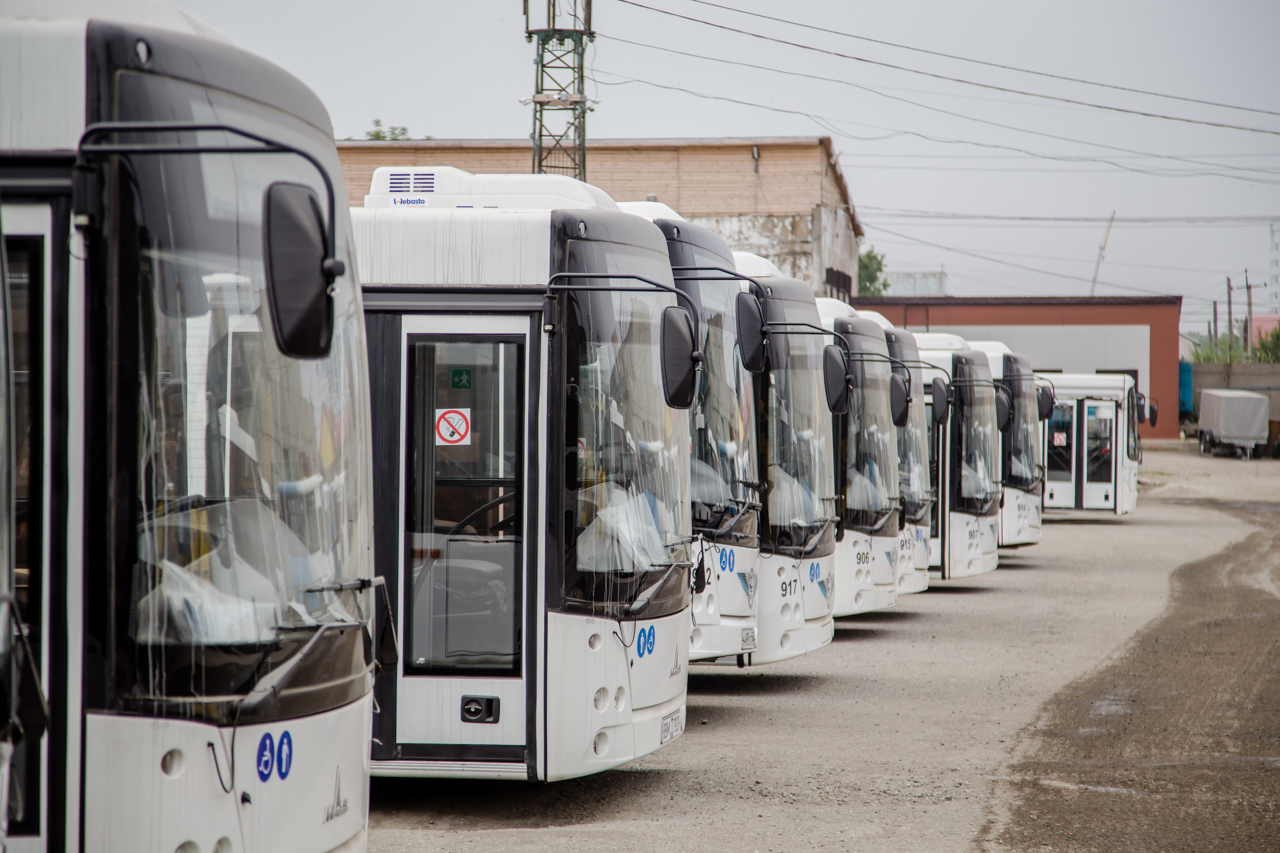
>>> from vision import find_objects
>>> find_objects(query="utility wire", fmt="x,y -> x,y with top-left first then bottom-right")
597,33 -> 1280,179
610,0 -> 1280,136
675,0 -> 1280,119
861,207 -> 1280,223
590,71 -> 1280,186
862,223 -> 1216,302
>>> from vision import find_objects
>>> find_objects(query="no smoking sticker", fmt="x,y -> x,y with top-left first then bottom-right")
435,408 -> 471,446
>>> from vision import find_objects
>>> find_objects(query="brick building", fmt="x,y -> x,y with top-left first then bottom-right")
337,136 -> 863,300
852,295 -> 1183,439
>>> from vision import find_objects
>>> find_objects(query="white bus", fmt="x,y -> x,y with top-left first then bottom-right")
733,255 -> 839,661
1,4 -> 382,851
916,335 -> 1003,579
880,326 -> 938,593
968,342 -> 1053,548
620,207 -> 765,667
354,168 -> 702,780
1040,373 -> 1146,515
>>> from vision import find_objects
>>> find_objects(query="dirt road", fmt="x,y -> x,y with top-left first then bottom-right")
368,450 -> 1277,852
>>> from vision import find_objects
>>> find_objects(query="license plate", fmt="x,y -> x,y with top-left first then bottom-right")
741,627 -> 757,652
660,709 -> 684,744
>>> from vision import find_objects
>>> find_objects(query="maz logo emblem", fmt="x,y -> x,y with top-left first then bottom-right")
323,767 -> 349,823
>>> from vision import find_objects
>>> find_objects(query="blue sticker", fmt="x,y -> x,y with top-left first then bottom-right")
277,731 -> 293,780
809,562 -> 820,582
256,733 -> 275,782
719,549 -> 727,572
727,550 -> 735,572
646,625 -> 656,656
637,625 -> 649,658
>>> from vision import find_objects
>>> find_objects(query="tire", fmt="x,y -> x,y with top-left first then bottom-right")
1198,432 -> 1210,456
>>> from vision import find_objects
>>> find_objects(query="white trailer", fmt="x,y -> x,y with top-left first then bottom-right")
1197,389 -> 1269,458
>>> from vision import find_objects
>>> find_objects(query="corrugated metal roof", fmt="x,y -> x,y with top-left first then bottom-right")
853,295 -> 1183,306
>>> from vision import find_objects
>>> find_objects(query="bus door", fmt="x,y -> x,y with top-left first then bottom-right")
394,314 -> 532,764
1,202 -> 52,850
1082,400 -> 1117,510
1043,402 -> 1075,509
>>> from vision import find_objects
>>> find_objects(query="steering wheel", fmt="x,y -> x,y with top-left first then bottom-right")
410,492 -> 519,603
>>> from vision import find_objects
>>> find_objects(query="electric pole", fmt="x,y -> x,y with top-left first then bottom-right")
1227,277 -> 1234,363
1089,210 -> 1116,296
1212,300 -> 1218,345
1242,269 -> 1266,354
525,0 -> 593,181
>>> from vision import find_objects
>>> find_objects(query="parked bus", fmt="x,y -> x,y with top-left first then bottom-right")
915,335 -> 1003,579
354,167 -> 703,780
880,325 -> 937,593
968,341 -> 1053,548
1,4 -> 382,850
731,255 -> 840,658
816,301 -> 907,614
618,205 -> 766,666
1040,373 -> 1147,515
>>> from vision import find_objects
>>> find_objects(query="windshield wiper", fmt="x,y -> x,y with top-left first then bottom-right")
239,621 -> 361,714
627,561 -> 695,615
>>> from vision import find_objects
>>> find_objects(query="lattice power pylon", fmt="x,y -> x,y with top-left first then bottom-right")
525,0 -> 593,180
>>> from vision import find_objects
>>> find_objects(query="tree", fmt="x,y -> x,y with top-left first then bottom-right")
1251,322 -> 1280,364
858,245 -> 890,296
364,119 -> 409,141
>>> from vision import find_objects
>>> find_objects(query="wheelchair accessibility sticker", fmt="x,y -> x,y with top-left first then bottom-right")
636,625 -> 657,658
256,730 -> 294,782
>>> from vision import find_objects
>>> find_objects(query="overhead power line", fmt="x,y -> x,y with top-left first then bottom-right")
610,0 -> 1280,137
676,0 -> 1280,119
590,71 -> 1280,186
597,34 -> 1280,179
862,224 -> 1214,302
862,207 -> 1280,223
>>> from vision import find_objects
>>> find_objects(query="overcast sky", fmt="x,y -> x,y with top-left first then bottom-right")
175,0 -> 1280,332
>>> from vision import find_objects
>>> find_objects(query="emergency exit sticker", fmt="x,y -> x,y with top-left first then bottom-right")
451,368 -> 473,390
435,408 -> 471,445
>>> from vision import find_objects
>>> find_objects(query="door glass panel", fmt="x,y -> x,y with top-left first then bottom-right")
3,235 -> 41,834
1046,404 -> 1073,482
404,337 -> 523,676
1086,405 -> 1114,483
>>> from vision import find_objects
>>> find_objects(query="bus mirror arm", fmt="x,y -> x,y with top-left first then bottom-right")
0,595 -> 49,745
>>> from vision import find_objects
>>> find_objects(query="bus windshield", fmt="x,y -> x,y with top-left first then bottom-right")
1006,363 -> 1040,490
563,241 -> 692,621
896,342 -> 932,523
959,363 -> 999,508
845,345 -> 900,532
111,73 -> 372,721
767,300 -> 836,554
683,266 -> 759,546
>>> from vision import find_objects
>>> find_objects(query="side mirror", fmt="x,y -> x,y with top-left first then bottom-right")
931,378 -> 949,424
263,182 -> 337,358
1037,385 -> 1054,421
1149,399 -> 1159,428
1136,392 -> 1147,424
661,305 -> 698,409
995,388 -> 1013,433
735,292 -> 767,373
823,345 -> 850,415
889,373 -> 909,428
692,551 -> 707,595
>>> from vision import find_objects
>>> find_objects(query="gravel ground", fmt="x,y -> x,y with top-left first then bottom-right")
368,450 -> 1276,852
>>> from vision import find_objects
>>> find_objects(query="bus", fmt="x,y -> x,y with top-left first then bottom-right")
618,205 -> 766,667
879,325 -> 937,594
354,167 -> 702,780
1,4 -> 382,851
968,342 -> 1053,548
1040,373 -> 1144,515
915,335 -> 1003,579
733,255 -> 838,660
